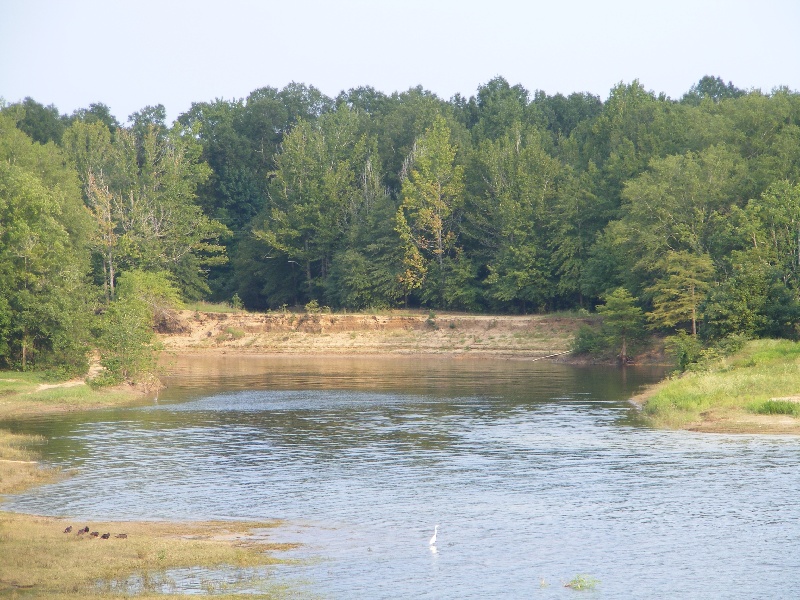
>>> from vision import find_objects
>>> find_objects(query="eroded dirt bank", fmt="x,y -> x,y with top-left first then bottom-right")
159,310 -> 588,359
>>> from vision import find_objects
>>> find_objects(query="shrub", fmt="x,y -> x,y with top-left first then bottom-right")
571,325 -> 607,355
665,330 -> 703,371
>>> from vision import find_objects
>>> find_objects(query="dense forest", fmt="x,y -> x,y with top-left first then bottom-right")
2,75 -> 800,373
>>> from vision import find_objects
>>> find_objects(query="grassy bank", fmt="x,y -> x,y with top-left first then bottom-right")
0,513 -> 295,598
0,373 -> 297,598
0,372 -> 149,420
635,339 -> 800,434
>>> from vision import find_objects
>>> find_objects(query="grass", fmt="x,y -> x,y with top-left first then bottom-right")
184,300 -> 244,314
0,372 -> 145,420
0,512 -> 296,598
564,574 -> 599,590
640,339 -> 800,431
216,326 -> 247,342
748,399 -> 800,416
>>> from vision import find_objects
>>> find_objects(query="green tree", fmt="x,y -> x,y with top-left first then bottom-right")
7,97 -> 67,144
396,115 -> 465,306
254,108 -> 371,301
80,123 -> 228,298
741,181 -> 800,287
596,287 -> 646,363
0,114 -> 94,372
646,251 -> 716,335
95,270 -> 179,386
474,125 -> 560,311
681,75 -> 744,105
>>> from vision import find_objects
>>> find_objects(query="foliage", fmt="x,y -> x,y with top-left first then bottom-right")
4,76 -> 800,369
0,113 -> 94,372
571,324 -> 609,356
596,288 -> 647,362
397,115 -> 465,306
665,330 -> 704,371
646,251 -> 715,335
94,271 -> 178,385
643,339 -> 800,428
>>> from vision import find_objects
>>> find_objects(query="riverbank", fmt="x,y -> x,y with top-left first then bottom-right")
0,512 -> 294,597
0,375 -> 296,598
159,309 -> 587,359
631,339 -> 800,434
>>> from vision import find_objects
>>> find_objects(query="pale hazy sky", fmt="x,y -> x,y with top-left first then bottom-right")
2,0 -> 799,123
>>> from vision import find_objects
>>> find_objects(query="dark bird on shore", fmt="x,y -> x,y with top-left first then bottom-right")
63,526 -> 72,533
115,533 -> 128,539
101,533 -> 110,539
90,531 -> 99,537
81,526 -> 90,533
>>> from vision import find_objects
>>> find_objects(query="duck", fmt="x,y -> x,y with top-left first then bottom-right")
115,533 -> 128,539
90,531 -> 99,537
100,533 -> 110,539
63,525 -> 72,533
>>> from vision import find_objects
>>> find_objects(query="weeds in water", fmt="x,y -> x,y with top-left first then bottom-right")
564,574 -> 599,590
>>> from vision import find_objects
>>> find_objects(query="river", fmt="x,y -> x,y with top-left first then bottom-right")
4,355 -> 800,598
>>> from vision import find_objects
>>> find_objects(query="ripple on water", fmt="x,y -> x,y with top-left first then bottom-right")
5,357 -> 800,598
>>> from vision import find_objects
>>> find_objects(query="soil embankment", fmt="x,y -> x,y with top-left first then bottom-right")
159,310 -> 588,359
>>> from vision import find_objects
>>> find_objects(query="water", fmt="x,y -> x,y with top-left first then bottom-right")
5,355 -> 800,598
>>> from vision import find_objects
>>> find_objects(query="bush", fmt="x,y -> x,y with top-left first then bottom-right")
571,325 -> 608,355
665,331 -> 703,371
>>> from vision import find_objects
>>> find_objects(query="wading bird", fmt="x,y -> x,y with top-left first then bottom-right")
429,525 -> 439,546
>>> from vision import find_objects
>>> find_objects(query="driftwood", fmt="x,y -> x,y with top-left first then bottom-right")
530,350 -> 572,362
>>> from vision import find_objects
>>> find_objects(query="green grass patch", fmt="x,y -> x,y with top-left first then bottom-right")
748,399 -> 800,416
0,370 -> 145,420
642,339 -> 800,428
216,326 -> 246,342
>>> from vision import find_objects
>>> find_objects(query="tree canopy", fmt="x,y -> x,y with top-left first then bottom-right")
3,74 -> 800,371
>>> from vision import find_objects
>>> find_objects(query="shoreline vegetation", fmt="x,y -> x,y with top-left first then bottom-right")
630,338 -> 800,435
3,312 -> 800,595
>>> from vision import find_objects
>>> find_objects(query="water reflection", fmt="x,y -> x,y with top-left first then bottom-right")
5,356 -> 800,598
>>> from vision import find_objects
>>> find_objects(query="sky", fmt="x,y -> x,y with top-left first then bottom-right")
2,0 -> 799,124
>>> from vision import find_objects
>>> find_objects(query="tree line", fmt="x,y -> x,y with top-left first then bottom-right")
2,74 -> 800,373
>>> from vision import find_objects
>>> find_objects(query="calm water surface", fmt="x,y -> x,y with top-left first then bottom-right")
5,356 -> 800,598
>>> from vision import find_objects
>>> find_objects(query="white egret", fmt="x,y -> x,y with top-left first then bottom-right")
429,524 -> 439,546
